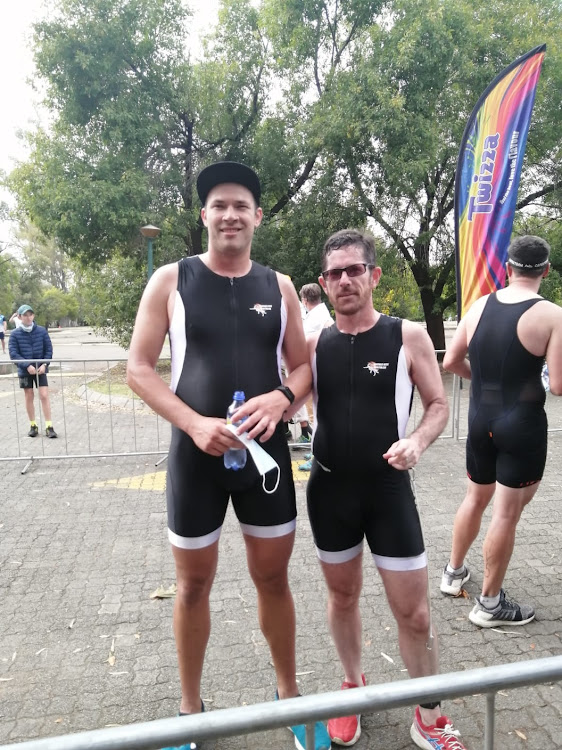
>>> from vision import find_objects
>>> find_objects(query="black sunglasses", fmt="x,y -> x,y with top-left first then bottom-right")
322,263 -> 373,283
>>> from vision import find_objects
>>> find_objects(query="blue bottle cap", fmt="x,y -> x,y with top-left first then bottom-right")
233,390 -> 245,401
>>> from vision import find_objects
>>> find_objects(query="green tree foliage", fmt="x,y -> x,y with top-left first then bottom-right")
7,0 -> 562,347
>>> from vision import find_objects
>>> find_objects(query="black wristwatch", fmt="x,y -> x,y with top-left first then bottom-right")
275,385 -> 295,405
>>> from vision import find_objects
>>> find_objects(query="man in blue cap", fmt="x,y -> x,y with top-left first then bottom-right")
9,304 -> 57,438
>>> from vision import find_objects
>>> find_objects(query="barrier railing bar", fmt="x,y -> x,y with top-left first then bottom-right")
0,450 -> 168,464
485,693 -> 495,750
106,362 -> 115,454
84,359 -> 93,456
2,656 -> 561,750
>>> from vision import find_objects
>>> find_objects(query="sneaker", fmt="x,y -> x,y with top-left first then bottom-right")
296,434 -> 311,445
468,589 -> 535,628
410,707 -> 466,750
303,452 -> 312,460
298,459 -> 313,471
28,425 -> 39,437
440,565 -> 470,597
275,692 -> 330,750
46,426 -> 58,439
327,674 -> 366,746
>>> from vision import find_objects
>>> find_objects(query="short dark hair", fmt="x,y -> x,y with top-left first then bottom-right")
507,235 -> 550,278
300,283 -> 322,304
322,229 -> 376,271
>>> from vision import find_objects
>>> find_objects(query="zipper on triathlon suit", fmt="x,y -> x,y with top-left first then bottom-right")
230,278 -> 239,389
348,335 -> 355,461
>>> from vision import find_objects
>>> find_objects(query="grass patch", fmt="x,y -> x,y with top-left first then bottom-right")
86,361 -> 171,397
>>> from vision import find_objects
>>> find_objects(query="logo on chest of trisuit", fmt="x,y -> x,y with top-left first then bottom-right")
250,303 -> 273,316
364,361 -> 389,376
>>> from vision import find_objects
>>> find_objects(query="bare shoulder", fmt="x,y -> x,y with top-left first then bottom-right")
276,271 -> 297,298
402,319 -> 433,351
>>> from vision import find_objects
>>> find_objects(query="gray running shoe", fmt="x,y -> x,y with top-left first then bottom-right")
440,565 -> 470,597
469,589 -> 535,628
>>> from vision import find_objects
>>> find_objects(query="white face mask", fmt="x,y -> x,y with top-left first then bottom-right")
225,425 -> 280,494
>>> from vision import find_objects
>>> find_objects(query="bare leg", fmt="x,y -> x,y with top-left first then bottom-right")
24,388 -> 36,422
172,541 -> 219,714
449,479 -> 495,569
244,531 -> 298,699
38,386 -> 52,421
320,552 -> 364,687
379,565 -> 440,726
481,482 -> 539,596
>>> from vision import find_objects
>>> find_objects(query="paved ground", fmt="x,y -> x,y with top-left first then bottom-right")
1,330 -> 562,749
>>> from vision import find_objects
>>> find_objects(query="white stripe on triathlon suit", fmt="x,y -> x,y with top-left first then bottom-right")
277,297 -> 288,381
169,289 -> 187,394
168,526 -> 222,550
395,345 -> 413,439
240,519 -> 296,538
372,551 -> 427,571
315,540 -> 363,564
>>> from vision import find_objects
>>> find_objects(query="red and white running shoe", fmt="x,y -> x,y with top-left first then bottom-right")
410,706 -> 467,750
327,674 -> 366,746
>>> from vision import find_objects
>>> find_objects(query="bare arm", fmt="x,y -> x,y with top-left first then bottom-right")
546,305 -> 562,396
383,321 -> 449,470
233,273 -> 312,441
442,316 -> 471,379
127,264 -> 241,456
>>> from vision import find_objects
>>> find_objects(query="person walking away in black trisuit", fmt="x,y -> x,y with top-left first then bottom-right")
127,161 -> 330,750
441,235 -> 562,627
288,229 -> 469,750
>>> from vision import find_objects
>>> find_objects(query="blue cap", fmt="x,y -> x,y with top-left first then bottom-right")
233,391 -> 245,401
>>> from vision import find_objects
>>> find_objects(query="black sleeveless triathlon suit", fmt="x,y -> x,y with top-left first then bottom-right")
466,293 -> 547,488
306,316 -> 426,570
166,256 -> 296,548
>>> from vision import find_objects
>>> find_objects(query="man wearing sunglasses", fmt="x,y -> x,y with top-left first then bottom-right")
290,229 -> 468,749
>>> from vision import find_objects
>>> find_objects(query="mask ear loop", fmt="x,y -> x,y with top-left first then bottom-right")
262,467 -> 280,495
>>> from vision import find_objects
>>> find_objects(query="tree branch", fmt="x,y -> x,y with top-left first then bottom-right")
267,155 -> 318,218
516,181 -> 561,210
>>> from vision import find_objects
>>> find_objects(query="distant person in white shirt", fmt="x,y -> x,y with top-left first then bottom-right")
294,284 -> 333,452
9,312 -> 23,329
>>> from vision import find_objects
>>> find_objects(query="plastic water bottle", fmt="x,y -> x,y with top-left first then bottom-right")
542,363 -> 550,392
224,391 -> 247,470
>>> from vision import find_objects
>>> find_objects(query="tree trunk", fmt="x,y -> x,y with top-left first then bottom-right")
419,287 -> 446,356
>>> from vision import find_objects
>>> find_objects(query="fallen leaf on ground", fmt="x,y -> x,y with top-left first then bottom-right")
515,729 -> 527,740
106,655 -> 116,666
55,719 -> 63,724
0,678 -> 14,682
35,648 -> 46,656
68,619 -> 75,629
109,671 -> 128,675
458,589 -> 469,599
296,671 -> 315,676
381,652 -> 394,664
150,584 -> 177,599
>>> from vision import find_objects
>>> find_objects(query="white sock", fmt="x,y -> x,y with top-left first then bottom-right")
480,593 -> 500,609
446,563 -> 465,575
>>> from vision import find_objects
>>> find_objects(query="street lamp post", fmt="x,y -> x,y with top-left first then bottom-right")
140,225 -> 161,280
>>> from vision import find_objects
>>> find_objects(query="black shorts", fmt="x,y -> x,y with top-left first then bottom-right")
306,460 -> 426,570
166,426 -> 296,548
467,403 -> 547,488
0,332 -> 4,340
19,374 -> 48,389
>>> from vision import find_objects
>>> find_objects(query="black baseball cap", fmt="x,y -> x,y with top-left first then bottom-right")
196,161 -> 261,206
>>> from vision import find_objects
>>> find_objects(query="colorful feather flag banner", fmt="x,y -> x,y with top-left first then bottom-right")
454,44 -> 546,320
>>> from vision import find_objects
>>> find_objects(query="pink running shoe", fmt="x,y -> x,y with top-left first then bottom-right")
410,706 -> 467,750
327,674 -> 366,746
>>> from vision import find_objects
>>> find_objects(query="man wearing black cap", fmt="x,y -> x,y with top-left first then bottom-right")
128,162 -> 329,750
441,235 -> 562,627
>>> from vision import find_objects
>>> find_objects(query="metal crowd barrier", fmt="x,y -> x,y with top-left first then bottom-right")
1,655 -> 561,750
1,357 -> 560,472
0,358 -> 171,473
